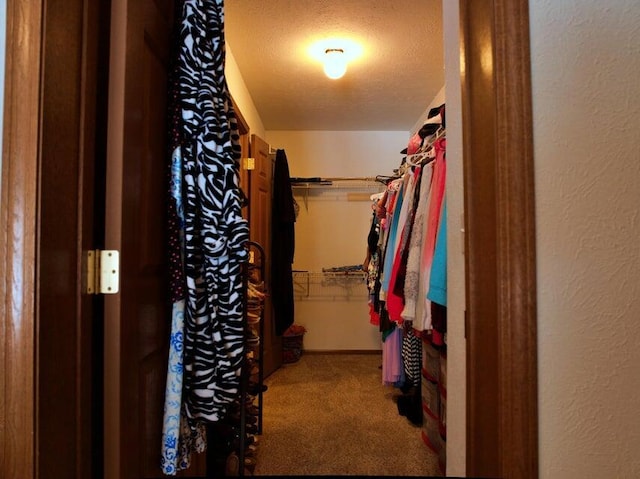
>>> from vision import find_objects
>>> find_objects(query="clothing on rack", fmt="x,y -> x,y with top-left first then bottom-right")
161,0 -> 203,471
427,199 -> 448,346
365,116 -> 448,393
379,177 -> 406,299
401,328 -> 423,389
271,149 -> 296,336
401,162 -> 434,324
179,0 -> 248,424
427,199 -> 447,308
416,137 -> 446,332
382,326 -> 405,386
386,166 -> 424,324
161,0 -> 249,473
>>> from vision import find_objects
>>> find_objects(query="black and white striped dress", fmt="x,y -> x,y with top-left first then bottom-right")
162,0 -> 248,473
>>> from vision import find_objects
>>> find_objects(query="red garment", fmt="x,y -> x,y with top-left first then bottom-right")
424,139 -> 447,260
386,167 -> 422,323
369,302 -> 380,326
385,247 -> 405,323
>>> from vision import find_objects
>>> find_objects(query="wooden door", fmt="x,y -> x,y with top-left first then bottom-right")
103,0 -> 209,477
36,0 -> 110,477
249,134 -> 283,377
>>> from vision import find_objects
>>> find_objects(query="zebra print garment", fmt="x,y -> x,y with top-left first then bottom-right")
402,329 -> 422,388
178,0 -> 249,423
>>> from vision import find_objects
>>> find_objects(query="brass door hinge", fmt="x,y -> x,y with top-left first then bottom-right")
85,250 -> 120,294
242,157 -> 255,170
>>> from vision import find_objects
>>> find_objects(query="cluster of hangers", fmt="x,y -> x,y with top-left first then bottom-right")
362,123 -> 446,201
396,126 -> 446,177
375,174 -> 396,185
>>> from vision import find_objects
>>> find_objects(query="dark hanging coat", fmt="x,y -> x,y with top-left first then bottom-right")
271,149 -> 296,335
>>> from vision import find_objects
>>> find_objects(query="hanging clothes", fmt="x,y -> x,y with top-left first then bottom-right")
379,178 -> 405,300
428,199 -> 448,345
162,0 -> 202,473
401,328 -> 423,388
161,0 -> 248,474
427,198 -> 447,308
384,166 -> 427,390
367,122 -> 447,397
271,149 -> 297,335
415,137 -> 446,331
386,165 -> 423,323
365,208 -> 383,326
401,161 -> 434,326
382,325 -> 406,386
180,0 -> 249,425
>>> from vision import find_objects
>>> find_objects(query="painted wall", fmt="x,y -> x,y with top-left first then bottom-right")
226,45 -> 266,138
265,130 -> 409,351
442,0 -> 465,475
530,1 -> 640,477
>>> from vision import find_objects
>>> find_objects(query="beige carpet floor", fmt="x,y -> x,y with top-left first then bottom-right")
252,352 -> 441,476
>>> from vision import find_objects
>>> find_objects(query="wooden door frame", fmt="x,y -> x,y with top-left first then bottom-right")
0,1 -> 538,478
461,1 -> 538,477
0,1 -> 43,477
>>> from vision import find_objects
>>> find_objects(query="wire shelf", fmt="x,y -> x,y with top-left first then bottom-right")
292,270 -> 368,301
291,179 -> 385,210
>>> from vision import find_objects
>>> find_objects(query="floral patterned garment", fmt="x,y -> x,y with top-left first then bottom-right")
161,148 -> 206,475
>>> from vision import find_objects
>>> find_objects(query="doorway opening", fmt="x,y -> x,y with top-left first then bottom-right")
0,0 -> 536,478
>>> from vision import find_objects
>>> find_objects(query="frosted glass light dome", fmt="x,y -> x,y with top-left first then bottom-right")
323,48 -> 347,79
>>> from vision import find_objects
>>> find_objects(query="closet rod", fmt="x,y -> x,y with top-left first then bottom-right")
290,176 -> 379,182
322,176 -> 377,182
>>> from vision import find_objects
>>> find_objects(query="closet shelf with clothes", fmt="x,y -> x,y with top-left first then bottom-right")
291,178 -> 386,210
292,269 -> 368,300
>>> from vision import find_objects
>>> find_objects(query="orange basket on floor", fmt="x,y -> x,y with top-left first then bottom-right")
282,325 -> 306,363
283,334 -> 304,363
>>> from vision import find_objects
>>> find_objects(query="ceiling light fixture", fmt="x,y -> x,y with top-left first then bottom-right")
323,48 -> 347,79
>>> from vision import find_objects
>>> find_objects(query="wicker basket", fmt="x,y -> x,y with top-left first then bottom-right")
283,333 -> 304,363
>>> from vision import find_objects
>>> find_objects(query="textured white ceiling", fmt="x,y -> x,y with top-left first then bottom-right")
225,0 -> 444,131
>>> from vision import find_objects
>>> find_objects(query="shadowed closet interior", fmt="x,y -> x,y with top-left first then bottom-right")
0,0 -> 542,477
168,0 -> 450,476
158,0 -> 449,476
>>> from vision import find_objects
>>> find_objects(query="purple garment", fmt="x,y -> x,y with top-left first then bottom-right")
382,326 -> 406,386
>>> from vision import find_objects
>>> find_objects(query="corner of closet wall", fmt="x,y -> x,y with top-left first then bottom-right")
410,85 -> 446,137
225,44 -> 266,138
